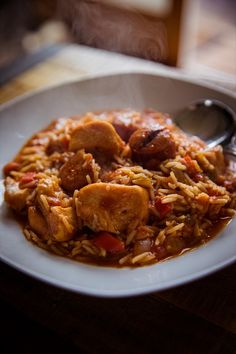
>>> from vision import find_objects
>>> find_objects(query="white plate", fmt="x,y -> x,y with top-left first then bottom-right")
0,72 -> 236,297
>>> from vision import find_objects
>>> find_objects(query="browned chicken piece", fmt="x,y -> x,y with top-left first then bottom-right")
28,206 -> 49,240
35,176 -> 63,217
47,206 -> 76,241
69,120 -> 125,156
4,177 -> 31,211
46,136 -> 69,155
75,183 -> 149,234
59,150 -> 100,192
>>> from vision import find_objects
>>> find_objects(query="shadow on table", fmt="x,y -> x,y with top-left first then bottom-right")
0,260 -> 235,354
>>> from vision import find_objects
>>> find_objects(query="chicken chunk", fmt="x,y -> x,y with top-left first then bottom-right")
75,183 -> 149,234
59,150 -> 100,192
28,206 -> 49,240
69,120 -> 124,156
35,176 -> 64,218
4,177 -> 31,211
47,206 -> 76,241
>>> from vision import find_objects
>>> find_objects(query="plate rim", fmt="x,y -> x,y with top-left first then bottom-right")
0,247 -> 235,298
1,70 -> 235,113
0,71 -> 235,297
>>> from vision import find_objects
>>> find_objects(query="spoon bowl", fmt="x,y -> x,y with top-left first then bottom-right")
174,99 -> 236,149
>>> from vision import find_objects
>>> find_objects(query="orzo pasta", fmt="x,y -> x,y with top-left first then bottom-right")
3,109 -> 236,266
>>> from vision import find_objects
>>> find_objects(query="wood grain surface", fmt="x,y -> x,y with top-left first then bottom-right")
0,45 -> 235,354
0,44 -> 235,105
1,261 -> 236,354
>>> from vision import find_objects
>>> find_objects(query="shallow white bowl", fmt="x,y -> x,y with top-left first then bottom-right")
0,72 -> 235,297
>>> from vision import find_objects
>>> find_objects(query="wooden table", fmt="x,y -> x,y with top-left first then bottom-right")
0,45 -> 236,354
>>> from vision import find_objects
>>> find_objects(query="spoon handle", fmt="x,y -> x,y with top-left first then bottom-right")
224,134 -> 236,157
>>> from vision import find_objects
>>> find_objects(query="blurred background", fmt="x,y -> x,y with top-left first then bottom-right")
0,0 -> 235,91
0,2 -> 236,353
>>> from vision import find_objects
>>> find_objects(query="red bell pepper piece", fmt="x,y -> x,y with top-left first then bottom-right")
20,172 -> 36,184
183,154 -> 199,176
93,232 -> 125,253
19,172 -> 38,188
155,197 -> 172,219
3,162 -> 20,175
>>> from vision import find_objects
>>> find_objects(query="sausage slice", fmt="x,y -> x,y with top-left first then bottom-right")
59,150 -> 100,192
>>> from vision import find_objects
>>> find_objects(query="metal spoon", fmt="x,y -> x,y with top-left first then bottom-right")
174,99 -> 236,156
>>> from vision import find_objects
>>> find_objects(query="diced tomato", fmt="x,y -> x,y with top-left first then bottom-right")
184,155 -> 191,163
3,162 -> 20,175
47,196 -> 61,206
183,154 -> 199,176
155,197 -> 172,219
19,172 -> 38,188
93,232 -> 125,253
20,172 -> 36,184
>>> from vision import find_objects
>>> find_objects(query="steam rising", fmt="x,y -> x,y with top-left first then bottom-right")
58,0 -> 168,62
